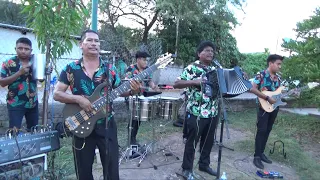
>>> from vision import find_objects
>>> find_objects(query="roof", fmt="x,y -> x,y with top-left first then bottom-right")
0,23 -> 81,40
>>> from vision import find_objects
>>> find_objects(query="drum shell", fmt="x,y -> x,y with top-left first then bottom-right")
130,96 -> 158,121
159,97 -> 179,120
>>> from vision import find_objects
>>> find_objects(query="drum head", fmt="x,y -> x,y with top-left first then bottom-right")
138,96 -> 158,101
160,96 -> 179,101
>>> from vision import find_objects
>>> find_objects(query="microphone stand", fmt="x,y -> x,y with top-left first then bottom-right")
101,53 -> 110,180
212,59 -> 235,179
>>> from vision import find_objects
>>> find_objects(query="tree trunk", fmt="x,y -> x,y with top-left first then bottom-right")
175,3 -> 181,55
175,16 -> 180,55
142,29 -> 148,44
42,40 -> 51,126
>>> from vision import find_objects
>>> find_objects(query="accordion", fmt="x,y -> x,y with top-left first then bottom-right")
203,66 -> 252,98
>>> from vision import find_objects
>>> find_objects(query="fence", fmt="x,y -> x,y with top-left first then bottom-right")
0,37 -> 184,125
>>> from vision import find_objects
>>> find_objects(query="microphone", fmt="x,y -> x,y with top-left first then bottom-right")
212,58 -> 222,69
100,50 -> 111,55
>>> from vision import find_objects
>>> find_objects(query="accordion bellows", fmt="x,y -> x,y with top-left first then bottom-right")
206,66 -> 252,98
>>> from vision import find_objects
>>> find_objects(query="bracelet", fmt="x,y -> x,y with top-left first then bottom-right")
129,90 -> 133,96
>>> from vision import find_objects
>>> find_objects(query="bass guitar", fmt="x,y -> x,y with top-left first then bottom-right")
63,53 -> 173,138
258,82 -> 319,112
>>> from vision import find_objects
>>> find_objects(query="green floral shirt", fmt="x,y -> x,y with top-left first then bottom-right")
58,58 -> 121,123
179,60 -> 218,118
125,64 -> 153,92
1,56 -> 38,109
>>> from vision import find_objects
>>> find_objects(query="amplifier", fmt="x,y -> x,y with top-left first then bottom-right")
0,130 -> 60,164
0,153 -> 47,180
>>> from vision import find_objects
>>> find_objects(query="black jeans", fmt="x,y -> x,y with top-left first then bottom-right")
254,107 -> 279,157
73,118 -> 119,180
8,103 -> 39,130
182,113 -> 218,171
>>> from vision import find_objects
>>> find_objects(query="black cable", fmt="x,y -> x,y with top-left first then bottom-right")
13,129 -> 23,179
121,160 -> 182,170
232,153 -> 254,178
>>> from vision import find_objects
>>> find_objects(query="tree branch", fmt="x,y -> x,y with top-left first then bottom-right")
145,9 -> 160,31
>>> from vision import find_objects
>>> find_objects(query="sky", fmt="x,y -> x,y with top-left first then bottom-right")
231,0 -> 320,55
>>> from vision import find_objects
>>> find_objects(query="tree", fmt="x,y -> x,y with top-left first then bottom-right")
240,48 -> 270,77
99,0 -> 160,44
281,8 -> 320,108
22,0 -> 89,59
0,1 -> 27,26
157,0 -> 202,55
157,0 -> 244,66
281,8 -> 320,83
22,0 -> 89,126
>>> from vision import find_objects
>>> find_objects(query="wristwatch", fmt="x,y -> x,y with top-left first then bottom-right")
265,96 -> 270,101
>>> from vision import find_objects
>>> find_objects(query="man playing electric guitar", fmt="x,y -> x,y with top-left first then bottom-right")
53,30 -> 141,180
249,54 -> 284,169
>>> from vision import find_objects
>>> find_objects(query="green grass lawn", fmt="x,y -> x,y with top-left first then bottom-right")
228,108 -> 320,180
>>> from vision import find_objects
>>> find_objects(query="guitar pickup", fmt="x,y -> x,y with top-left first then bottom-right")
66,117 -> 78,131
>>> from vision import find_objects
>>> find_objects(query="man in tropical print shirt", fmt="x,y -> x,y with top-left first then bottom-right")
53,30 -> 140,180
249,54 -> 283,169
125,51 -> 158,145
1,38 -> 38,131
174,41 -> 219,178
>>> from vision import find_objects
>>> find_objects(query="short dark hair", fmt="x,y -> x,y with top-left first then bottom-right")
16,37 -> 32,47
80,29 -> 99,42
267,54 -> 284,65
196,40 -> 215,54
135,51 -> 151,59
196,40 -> 215,59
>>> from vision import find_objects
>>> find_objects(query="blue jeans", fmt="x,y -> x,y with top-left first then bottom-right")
8,103 -> 39,130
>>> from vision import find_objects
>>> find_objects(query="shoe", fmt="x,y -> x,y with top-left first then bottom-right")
173,121 -> 183,127
182,169 -> 195,180
261,153 -> 272,164
253,156 -> 264,169
199,166 -> 217,176
183,138 -> 187,144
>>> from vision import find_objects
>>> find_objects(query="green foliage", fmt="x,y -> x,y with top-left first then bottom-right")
281,8 -> 320,82
22,0 -> 89,60
157,0 -> 244,67
0,1 -> 27,26
281,7 -> 320,108
293,87 -> 320,108
239,50 -> 269,78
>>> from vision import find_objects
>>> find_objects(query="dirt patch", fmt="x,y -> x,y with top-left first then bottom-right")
79,126 -> 298,180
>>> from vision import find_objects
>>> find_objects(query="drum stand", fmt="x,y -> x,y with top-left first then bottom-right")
119,95 -> 157,169
154,119 -> 180,161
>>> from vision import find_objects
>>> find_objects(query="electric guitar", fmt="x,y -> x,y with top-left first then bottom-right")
258,82 -> 319,112
63,53 -> 174,138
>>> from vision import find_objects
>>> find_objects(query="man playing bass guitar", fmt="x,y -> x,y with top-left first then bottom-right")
53,30 -> 141,180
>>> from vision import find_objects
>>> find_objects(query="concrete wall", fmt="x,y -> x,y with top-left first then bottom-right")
0,96 -> 312,129
0,26 -> 82,59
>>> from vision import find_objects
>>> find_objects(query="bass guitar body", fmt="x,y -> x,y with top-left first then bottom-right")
62,83 -> 107,138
